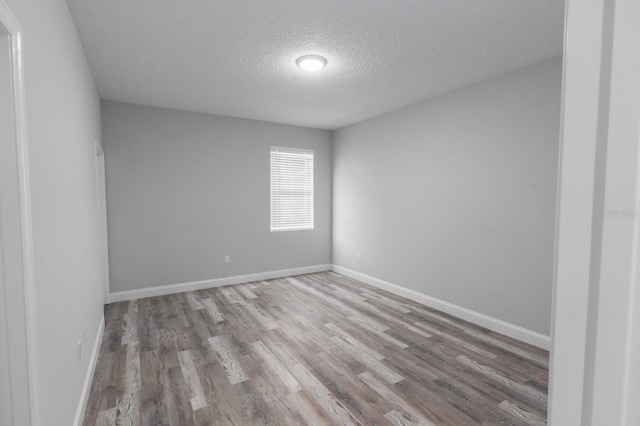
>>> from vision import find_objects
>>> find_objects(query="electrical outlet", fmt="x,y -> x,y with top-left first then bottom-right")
358,251 -> 363,261
82,325 -> 87,345
77,340 -> 82,363
224,255 -> 230,263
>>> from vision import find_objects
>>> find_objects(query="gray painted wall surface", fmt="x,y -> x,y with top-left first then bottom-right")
102,101 -> 332,293
4,0 -> 104,424
333,57 -> 561,335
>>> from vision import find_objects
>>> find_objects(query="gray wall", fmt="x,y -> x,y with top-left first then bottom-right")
333,57 -> 562,335
102,101 -> 332,293
4,0 -> 104,424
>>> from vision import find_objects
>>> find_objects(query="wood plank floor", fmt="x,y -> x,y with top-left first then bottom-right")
83,272 -> 549,425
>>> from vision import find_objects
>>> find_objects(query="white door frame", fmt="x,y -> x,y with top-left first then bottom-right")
0,1 -> 40,425
549,0 -> 640,424
94,141 -> 110,304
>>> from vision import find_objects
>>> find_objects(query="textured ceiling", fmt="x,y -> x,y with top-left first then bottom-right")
67,0 -> 564,130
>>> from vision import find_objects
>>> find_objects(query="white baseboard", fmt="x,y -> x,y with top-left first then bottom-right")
73,315 -> 105,426
108,264 -> 333,303
331,265 -> 551,350
107,263 -> 549,349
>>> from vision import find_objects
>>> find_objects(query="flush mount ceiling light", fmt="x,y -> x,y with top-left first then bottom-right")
296,55 -> 327,72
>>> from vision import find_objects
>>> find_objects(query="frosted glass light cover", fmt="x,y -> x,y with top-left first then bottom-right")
296,55 -> 327,71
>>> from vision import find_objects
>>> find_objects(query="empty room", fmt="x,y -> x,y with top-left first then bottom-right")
1,0 -> 639,425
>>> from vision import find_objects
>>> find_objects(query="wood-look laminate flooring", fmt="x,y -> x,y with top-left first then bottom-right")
83,272 -> 549,426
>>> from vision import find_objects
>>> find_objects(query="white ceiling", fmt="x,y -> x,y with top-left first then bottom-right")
67,0 -> 564,130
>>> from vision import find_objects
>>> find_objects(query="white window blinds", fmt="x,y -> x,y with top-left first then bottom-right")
270,147 -> 314,232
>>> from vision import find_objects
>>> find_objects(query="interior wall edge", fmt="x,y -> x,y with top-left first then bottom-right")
332,264 -> 551,350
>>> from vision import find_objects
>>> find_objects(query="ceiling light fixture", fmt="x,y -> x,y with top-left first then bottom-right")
296,55 -> 327,72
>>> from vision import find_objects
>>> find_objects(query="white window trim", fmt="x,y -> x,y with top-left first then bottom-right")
270,146 -> 314,232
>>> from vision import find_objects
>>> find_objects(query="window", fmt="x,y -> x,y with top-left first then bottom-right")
270,147 -> 314,231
